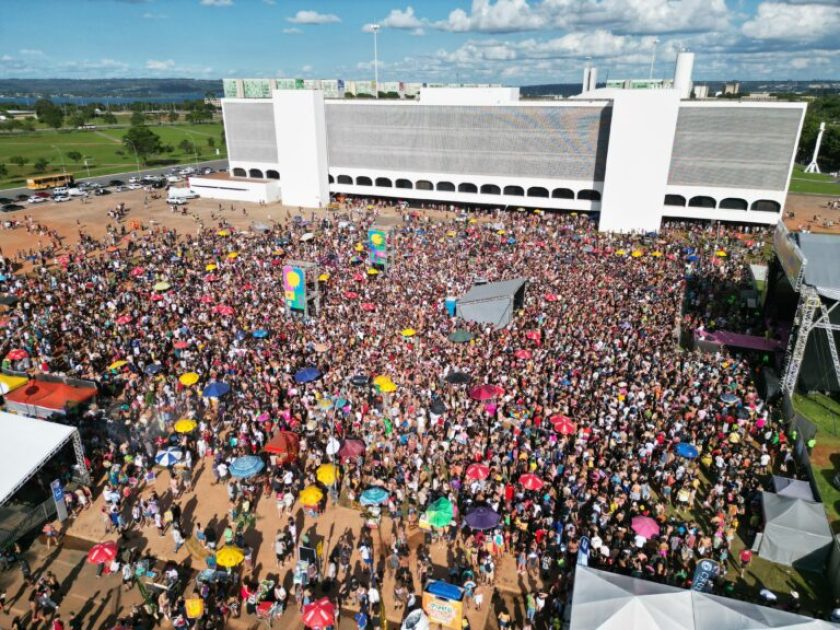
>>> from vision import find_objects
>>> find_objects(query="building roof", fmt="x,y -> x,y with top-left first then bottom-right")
458,278 -> 527,303
0,411 -> 76,505
794,233 -> 840,294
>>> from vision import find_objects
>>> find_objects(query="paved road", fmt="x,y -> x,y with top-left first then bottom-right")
0,158 -> 228,200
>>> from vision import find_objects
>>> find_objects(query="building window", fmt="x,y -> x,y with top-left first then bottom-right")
719,198 -> 748,210
356,176 -> 372,186
328,174 -> 334,184
232,168 -> 246,177
751,199 -> 781,212
416,180 -> 433,190
664,194 -> 686,207
578,189 -> 601,201
504,185 -> 524,196
266,170 -> 280,180
249,168 -> 263,178
375,177 -> 393,187
337,175 -> 353,185
527,186 -> 549,198
458,183 -> 477,193
551,188 -> 574,199
480,184 -> 501,195
396,179 -> 413,189
437,181 -> 455,192
688,195 -> 716,208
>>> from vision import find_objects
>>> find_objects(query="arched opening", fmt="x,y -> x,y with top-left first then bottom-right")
664,194 -> 686,207
480,184 -> 501,195
551,188 -> 574,199
751,199 -> 781,212
504,185 -> 524,196
527,186 -> 549,198
458,183 -> 477,193
356,176 -> 372,186
266,170 -> 280,180
395,179 -> 412,189
578,189 -> 601,201
416,180 -> 433,190
328,174 -> 334,184
375,177 -> 393,187
337,175 -> 353,185
249,168 -> 263,179
232,167 -> 246,177
719,198 -> 748,210
688,195 -> 716,208
437,181 -> 455,192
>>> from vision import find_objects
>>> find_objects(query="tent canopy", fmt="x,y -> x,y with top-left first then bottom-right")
0,411 -> 77,504
772,476 -> 816,502
794,232 -> 840,296
571,567 -> 836,629
456,278 -> 526,330
759,492 -> 832,571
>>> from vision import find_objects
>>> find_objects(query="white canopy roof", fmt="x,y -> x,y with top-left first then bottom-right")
0,411 -> 77,504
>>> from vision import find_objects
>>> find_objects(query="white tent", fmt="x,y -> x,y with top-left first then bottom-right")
759,492 -> 832,571
772,476 -> 817,502
0,411 -> 79,504
571,567 -> 837,629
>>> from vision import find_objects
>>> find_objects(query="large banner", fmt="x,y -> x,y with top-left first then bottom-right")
422,592 -> 464,630
282,265 -> 306,311
691,559 -> 720,592
368,228 -> 388,264
773,222 -> 805,287
577,535 -> 590,567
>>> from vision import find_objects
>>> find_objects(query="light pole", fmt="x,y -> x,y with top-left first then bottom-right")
51,145 -> 66,174
183,130 -> 201,168
649,38 -> 659,81
370,23 -> 380,98
124,139 -> 142,179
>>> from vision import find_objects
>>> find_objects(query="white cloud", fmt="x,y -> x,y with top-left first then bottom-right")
302,65 -> 313,73
146,59 -> 176,71
19,48 -> 44,56
1,55 -> 14,62
282,27 -> 302,34
142,12 -> 167,19
742,2 -> 840,41
382,6 -> 424,30
200,0 -> 233,6
287,10 -> 341,24
263,0 -> 276,4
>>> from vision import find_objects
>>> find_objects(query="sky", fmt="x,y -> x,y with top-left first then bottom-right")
0,0 -> 839,85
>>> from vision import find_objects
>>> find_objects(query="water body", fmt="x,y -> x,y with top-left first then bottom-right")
0,93 -> 210,106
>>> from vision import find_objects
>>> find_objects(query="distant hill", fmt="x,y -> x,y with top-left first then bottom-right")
0,78 -> 223,98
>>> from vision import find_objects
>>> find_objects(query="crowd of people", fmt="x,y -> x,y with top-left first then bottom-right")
0,197 -> 814,629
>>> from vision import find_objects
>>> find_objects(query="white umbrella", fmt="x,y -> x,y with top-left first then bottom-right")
300,232 -> 315,242
326,437 -> 340,456
401,609 -> 430,630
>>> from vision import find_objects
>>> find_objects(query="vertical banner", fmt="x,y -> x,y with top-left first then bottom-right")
577,535 -> 590,567
368,228 -> 387,265
51,479 -> 68,522
282,265 -> 306,311
691,559 -> 720,592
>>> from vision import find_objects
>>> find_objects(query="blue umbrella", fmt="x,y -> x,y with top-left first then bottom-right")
294,367 -> 321,384
464,505 -> 501,531
229,455 -> 265,479
675,443 -> 699,459
144,363 -> 162,375
235,330 -> 247,341
155,447 -> 182,467
253,329 -> 269,339
360,486 -> 390,506
203,381 -> 231,398
721,393 -> 739,405
687,255 -> 699,262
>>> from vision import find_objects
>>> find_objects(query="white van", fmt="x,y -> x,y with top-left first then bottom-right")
52,186 -> 69,195
67,188 -> 87,197
167,188 -> 199,202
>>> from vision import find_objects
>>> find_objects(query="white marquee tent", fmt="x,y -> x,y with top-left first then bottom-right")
759,492 -> 832,571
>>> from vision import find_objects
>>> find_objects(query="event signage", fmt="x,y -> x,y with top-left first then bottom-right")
577,535 -> 590,566
282,265 -> 306,312
422,592 -> 464,630
691,559 -> 720,592
51,479 -> 68,522
773,223 -> 805,287
368,228 -> 388,264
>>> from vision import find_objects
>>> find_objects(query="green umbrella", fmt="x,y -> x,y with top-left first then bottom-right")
426,497 -> 453,528
449,330 -> 474,343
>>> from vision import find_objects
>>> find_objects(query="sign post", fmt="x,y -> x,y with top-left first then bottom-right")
51,479 -> 68,523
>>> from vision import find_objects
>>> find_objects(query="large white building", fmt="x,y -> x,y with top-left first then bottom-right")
206,58 -> 806,232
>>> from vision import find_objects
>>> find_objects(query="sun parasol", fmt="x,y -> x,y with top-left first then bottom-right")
338,439 -> 365,464
469,384 -> 503,401
294,367 -> 321,384
514,349 -> 532,360
551,415 -> 576,435
675,443 -> 699,459
299,485 -> 324,506
202,381 -> 231,398
174,418 -> 197,434
631,515 -> 660,538
130,266 -> 144,277
229,455 -> 265,479
344,290 -> 359,300
367,268 -> 379,276
227,251 -> 239,259
544,293 -> 558,302
205,263 -> 217,271
465,463 -> 490,481
6,349 -> 28,361
316,463 -> 339,486
215,546 -> 245,568
153,281 -> 170,292
449,330 -> 474,343
360,486 -> 390,506
173,340 -> 189,350
216,229 -> 230,237
445,371 -> 471,385
252,329 -> 269,339
155,447 -> 183,467
179,372 -> 199,386
301,597 -> 336,629
264,431 -> 300,462
519,473 -> 544,491
108,359 -> 128,370
465,505 -> 501,531
425,496 -> 454,528
401,328 -> 416,337
361,302 -> 376,312
87,541 -> 118,565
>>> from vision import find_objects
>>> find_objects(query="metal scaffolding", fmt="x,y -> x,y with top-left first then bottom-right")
781,285 -> 840,394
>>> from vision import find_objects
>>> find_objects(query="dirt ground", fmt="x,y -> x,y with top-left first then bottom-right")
783,193 -> 840,234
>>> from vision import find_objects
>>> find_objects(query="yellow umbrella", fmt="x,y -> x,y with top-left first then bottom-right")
217,230 -> 230,237
631,250 -> 643,258
372,375 -> 392,388
570,212 -> 577,216
185,598 -> 204,619
153,281 -> 171,291
299,485 -> 324,505
354,243 -> 364,252
366,205 -> 374,210
446,230 -> 457,237
108,360 -> 128,370
205,263 -> 217,271
496,230 -> 506,236
227,251 -> 239,259
215,546 -> 245,568
651,251 -> 664,258
716,250 -> 728,257
174,418 -> 197,433
468,219 -> 477,224
316,463 -> 339,486
318,273 -> 330,282
179,372 -> 199,387
273,249 -> 284,256
401,328 -> 416,337
378,380 -> 397,393
367,268 -> 379,276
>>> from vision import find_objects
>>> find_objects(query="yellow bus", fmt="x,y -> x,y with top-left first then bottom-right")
26,173 -> 75,190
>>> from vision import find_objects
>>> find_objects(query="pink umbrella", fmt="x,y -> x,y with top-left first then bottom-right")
173,341 -> 189,350
469,384 -> 503,401
544,293 -> 558,302
116,315 -> 132,325
338,439 -> 365,464
631,515 -> 660,538
199,295 -> 214,304
552,416 -> 577,435
204,274 -> 219,283
150,293 -> 164,302
519,473 -> 544,491
353,273 -> 365,282
361,302 -> 375,312
344,291 -> 359,300
130,266 -> 144,277
212,304 -> 234,316
525,330 -> 541,342
514,349 -> 532,360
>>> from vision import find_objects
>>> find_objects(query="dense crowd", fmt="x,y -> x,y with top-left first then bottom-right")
0,200 -> 804,629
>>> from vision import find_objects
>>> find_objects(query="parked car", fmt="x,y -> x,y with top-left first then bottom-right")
15,194 -> 29,201
67,188 -> 87,197
0,198 -> 11,205
111,186 -> 128,192
27,196 -> 48,204
94,188 -> 111,196
128,176 -> 140,184
166,175 -> 181,184
109,179 -> 124,187
201,167 -> 214,175
2,204 -> 24,212
53,196 -> 70,203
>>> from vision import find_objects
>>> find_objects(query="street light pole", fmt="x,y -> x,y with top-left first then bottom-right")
51,145 -> 66,174
649,38 -> 659,80
124,139 -> 142,179
370,23 -> 380,98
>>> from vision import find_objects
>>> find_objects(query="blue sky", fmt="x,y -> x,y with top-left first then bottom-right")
0,0 -> 838,84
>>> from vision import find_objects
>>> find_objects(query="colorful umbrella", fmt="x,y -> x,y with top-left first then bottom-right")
227,251 -> 239,259
469,384 -> 503,401
551,415 -> 576,435
360,486 -> 390,506
229,455 -> 265,478
144,363 -> 162,375
173,340 -> 189,350
316,463 -> 339,486
174,418 -> 197,434
155,447 -> 182,467
264,431 -> 300,462
361,302 -> 376,312
544,293 -> 558,303
426,497 -> 454,528
252,329 -> 269,339
294,367 -> 321,384
153,281 -> 170,292
6,349 -> 28,361
514,349 -> 532,360
465,463 -> 490,481
299,485 -> 324,506
302,597 -> 335,629
401,328 -> 416,338
179,372 -> 199,386
519,473 -> 544,491
675,443 -> 699,459
631,515 -> 660,538
338,439 -> 365,463
349,374 -> 369,387
205,263 -> 218,271
115,314 -> 132,325
465,506 -> 501,531
202,381 -> 231,398
215,546 -> 245,568
445,371 -> 470,385
449,330 -> 474,343
130,266 -> 144,277
108,359 -> 128,370
216,230 -> 230,237
87,541 -> 118,565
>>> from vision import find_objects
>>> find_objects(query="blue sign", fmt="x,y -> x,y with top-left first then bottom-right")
51,479 -> 68,522
51,479 -> 64,503
577,535 -> 590,567
691,559 -> 720,592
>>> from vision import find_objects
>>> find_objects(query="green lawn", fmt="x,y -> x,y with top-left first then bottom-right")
0,122 -> 225,189
789,165 -> 840,196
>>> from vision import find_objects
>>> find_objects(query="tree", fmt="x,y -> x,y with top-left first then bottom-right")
123,125 -> 163,164
9,155 -> 28,168
178,139 -> 196,155
40,106 -> 64,130
33,158 -> 49,173
70,113 -> 87,129
101,112 -> 118,125
220,128 -> 225,145
67,151 -> 83,163
130,111 -> 146,126
168,111 -> 180,124
207,137 -> 215,148
0,163 -> 7,178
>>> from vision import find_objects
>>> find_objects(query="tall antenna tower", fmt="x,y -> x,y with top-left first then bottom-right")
804,122 -> 825,174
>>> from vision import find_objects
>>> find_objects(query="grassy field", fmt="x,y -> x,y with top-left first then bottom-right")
0,122 -> 225,189
789,165 -> 840,196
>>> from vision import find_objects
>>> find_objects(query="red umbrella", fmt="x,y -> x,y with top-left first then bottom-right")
173,341 -> 189,350
6,349 -> 28,361
361,302 -> 375,312
150,293 -> 164,302
116,315 -> 132,325
338,438 -> 366,464
353,273 -> 365,282
87,541 -> 118,565
552,415 -> 576,435
199,295 -> 214,304
301,597 -> 335,629
514,349 -> 531,360
264,431 -> 300,463
525,330 -> 541,342
213,305 -> 235,317
544,293 -> 558,302
130,266 -> 144,277
465,463 -> 490,481
344,291 -> 359,300
519,473 -> 544,491
204,274 -> 219,283
469,384 -> 503,401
